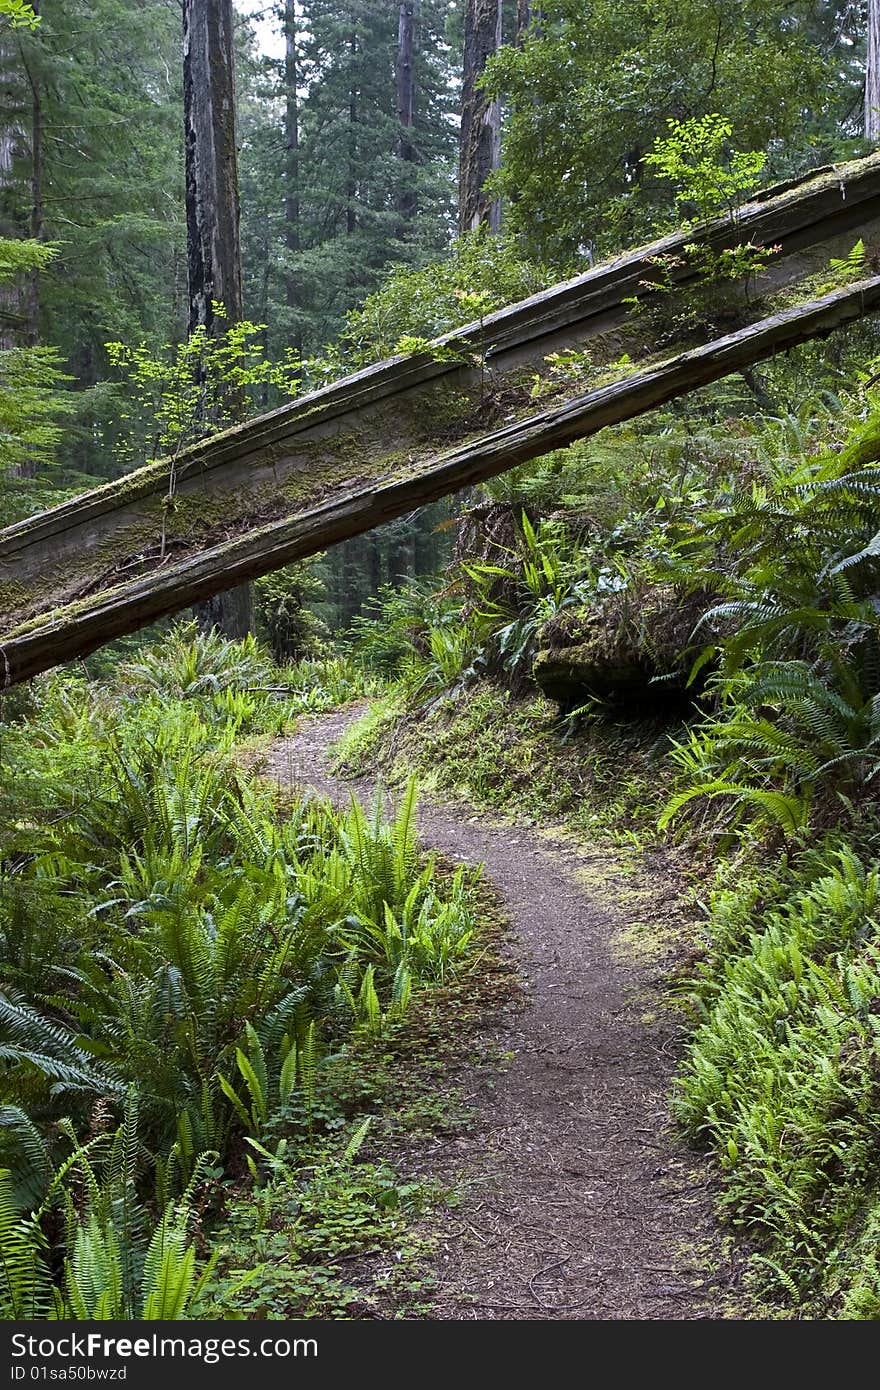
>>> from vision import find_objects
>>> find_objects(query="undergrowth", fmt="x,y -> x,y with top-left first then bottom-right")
676,833 -> 880,1316
0,624 -> 510,1320
335,683 -> 674,845
338,375 -> 880,1319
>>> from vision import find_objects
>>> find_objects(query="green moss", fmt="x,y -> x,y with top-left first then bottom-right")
0,580 -> 31,614
6,166 -> 880,645
2,583 -> 129,640
163,479 -> 291,538
333,683 -> 675,846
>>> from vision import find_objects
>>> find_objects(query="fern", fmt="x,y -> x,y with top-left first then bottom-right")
0,1105 -> 53,1208
0,1169 -> 51,1318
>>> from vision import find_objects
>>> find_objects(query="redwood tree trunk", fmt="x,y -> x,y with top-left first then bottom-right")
2,3 -> 42,477
283,0 -> 300,342
396,0 -> 417,234
347,29 -> 357,237
183,0 -> 243,334
24,0 -> 41,349
0,22 -> 27,355
459,0 -> 502,235
868,0 -> 880,141
182,0 -> 252,637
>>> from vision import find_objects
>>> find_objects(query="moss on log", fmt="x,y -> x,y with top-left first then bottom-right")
3,275 -> 880,687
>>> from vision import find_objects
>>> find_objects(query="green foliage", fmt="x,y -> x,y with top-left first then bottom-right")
348,582 -> 447,677
196,1128 -> 429,1319
0,629 -> 477,1319
255,562 -> 328,663
333,227 -> 551,370
280,653 -> 381,714
483,0 -> 840,266
1,0 -> 186,487
0,1169 -> 52,1318
0,344 -> 71,481
642,115 -> 766,225
105,311 -> 301,467
0,0 -> 40,26
239,0 -> 459,361
656,417 -> 880,832
350,511 -> 592,707
0,239 -> 54,279
677,840 -> 880,1309
827,238 -> 867,283
116,621 -> 275,700
0,1095 -> 214,1320
623,118 -> 775,300
0,239 -> 71,522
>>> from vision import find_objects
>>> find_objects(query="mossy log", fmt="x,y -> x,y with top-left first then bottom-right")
3,276 -> 880,687
533,586 -> 709,709
5,155 -> 880,682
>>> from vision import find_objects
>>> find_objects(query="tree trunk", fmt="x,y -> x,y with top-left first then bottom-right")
0,23 -> 27,354
24,0 -> 41,349
396,0 -> 417,235
459,0 -> 502,234
2,4 -> 42,477
347,29 -> 357,236
10,152 -> 880,667
182,0 -> 252,638
283,0 -> 300,344
515,0 -> 530,40
868,0 -> 880,142
183,0 -> 243,334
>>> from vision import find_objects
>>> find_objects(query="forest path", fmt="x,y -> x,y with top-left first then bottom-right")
267,705 -> 747,1321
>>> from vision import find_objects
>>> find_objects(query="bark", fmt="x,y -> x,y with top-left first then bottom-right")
347,29 -> 357,236
515,0 -> 531,40
182,0 -> 243,334
5,277 -> 880,688
459,0 -> 502,234
192,584 -> 254,641
283,0 -> 300,332
2,5 -> 42,477
396,0 -> 418,233
367,532 -> 382,595
0,24 -> 27,354
182,0 -> 252,637
868,0 -> 880,142
23,0 -> 41,349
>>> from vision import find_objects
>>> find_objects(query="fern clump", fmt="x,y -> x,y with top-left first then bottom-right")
677,841 -> 880,1310
0,628 -> 477,1320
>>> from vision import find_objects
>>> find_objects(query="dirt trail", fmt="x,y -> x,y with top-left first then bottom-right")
267,706 -> 747,1321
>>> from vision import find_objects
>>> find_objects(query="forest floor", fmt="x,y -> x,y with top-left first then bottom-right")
267,703 -> 752,1321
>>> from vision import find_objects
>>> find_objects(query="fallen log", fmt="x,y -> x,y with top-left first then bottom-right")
3,275 -> 879,687
3,154 -> 880,645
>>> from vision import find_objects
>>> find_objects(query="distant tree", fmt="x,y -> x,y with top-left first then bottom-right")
183,0 -> 242,337
484,0 -> 848,269
0,0 -> 41,373
459,0 -> 501,234
182,0 -> 252,637
0,0 -> 184,487
396,0 -> 418,234
0,237 -> 70,525
867,0 -> 880,141
283,0 -> 300,346
238,0 -> 457,359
